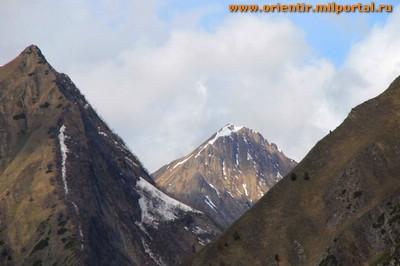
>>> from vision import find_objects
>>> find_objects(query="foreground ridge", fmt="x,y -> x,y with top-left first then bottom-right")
193,75 -> 400,265
0,45 -> 219,266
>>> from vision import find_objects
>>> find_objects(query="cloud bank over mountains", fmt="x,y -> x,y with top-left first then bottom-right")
1,1 -> 400,170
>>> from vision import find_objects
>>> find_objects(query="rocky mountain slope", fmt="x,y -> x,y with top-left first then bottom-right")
192,76 -> 400,265
0,45 -> 220,266
153,124 -> 296,228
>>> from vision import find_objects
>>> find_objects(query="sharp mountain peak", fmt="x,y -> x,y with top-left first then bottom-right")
0,45 -> 220,266
214,123 -> 257,136
16,44 -> 49,67
153,123 -> 296,228
21,44 -> 44,57
204,123 -> 285,156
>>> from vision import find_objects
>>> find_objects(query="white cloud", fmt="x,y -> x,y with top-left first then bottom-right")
70,15 -> 338,170
342,9 -> 400,104
319,7 -> 400,127
1,2 -> 400,172
0,0 -> 165,68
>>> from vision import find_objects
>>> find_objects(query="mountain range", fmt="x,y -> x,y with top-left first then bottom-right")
3,44 -> 400,266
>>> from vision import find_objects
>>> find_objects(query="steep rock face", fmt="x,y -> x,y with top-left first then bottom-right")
192,76 -> 400,266
153,124 -> 296,228
0,45 -> 219,266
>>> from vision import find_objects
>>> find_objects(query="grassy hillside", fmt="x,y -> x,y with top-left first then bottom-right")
193,76 -> 400,265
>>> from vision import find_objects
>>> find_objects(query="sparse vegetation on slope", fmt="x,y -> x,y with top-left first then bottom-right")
193,76 -> 400,265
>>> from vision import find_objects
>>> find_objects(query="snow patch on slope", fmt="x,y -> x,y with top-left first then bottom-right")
136,177 -> 200,228
208,183 -> 220,197
192,226 -> 208,235
195,123 -> 243,158
125,156 -> 138,167
98,131 -> 108,137
226,191 -> 234,198
172,154 -> 193,170
247,152 -> 253,161
222,160 -> 227,179
242,183 -> 249,196
141,238 -> 165,266
275,171 -> 283,182
58,125 -> 69,195
204,195 -> 218,212
58,126 -> 85,250
135,221 -> 151,238
71,201 -> 84,250
208,123 -> 243,145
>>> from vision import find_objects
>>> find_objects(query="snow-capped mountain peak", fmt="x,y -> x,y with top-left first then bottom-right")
153,125 -> 297,228
208,123 -> 244,145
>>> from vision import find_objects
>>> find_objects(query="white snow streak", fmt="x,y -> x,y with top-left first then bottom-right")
172,154 -> 193,169
194,146 -> 206,158
71,201 -> 84,250
98,131 -> 108,137
208,183 -> 220,197
222,160 -> 227,180
135,221 -> 151,238
58,125 -> 69,195
247,152 -> 253,161
58,127 -> 85,251
275,171 -> 283,182
192,226 -> 208,235
204,195 -> 217,212
242,183 -> 249,196
71,201 -> 79,213
125,156 -> 138,167
141,238 -> 165,266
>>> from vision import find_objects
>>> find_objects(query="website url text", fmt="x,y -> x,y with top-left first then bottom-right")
229,2 -> 393,14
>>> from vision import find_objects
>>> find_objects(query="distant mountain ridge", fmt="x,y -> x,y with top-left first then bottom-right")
153,123 -> 296,228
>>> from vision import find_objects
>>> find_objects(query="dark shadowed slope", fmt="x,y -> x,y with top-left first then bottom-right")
193,76 -> 400,265
0,45 -> 220,266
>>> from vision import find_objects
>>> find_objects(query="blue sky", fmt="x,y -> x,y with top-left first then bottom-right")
159,0 -> 397,65
1,1 -> 400,170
